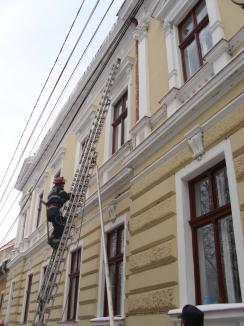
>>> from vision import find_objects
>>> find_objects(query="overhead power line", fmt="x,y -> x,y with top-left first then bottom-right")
0,0 -> 102,213
0,0 -> 86,194
0,0 -> 108,227
0,0 -> 143,246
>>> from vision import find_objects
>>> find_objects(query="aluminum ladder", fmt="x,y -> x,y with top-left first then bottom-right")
32,58 -> 121,326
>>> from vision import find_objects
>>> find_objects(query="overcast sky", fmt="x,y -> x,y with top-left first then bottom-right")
0,0 -> 124,245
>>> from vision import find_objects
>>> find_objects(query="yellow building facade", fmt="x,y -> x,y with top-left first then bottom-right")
1,0 -> 244,325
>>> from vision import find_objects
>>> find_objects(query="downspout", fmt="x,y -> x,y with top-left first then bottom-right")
130,17 -> 139,122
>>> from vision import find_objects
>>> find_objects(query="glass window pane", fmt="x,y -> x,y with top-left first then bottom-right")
109,263 -> 116,308
194,177 -> 211,216
116,262 -> 123,315
214,168 -> 230,207
114,101 -> 122,120
123,116 -> 128,145
219,215 -> 241,303
196,1 -> 208,23
199,24 -> 212,56
108,231 -> 117,258
119,228 -> 124,254
181,15 -> 193,40
184,39 -> 200,79
197,224 -> 219,304
113,124 -> 121,152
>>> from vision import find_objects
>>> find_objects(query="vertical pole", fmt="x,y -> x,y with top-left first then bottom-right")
96,165 -> 115,326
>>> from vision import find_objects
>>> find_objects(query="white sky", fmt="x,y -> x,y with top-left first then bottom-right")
0,0 -> 124,245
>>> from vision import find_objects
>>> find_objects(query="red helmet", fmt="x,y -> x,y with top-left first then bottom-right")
53,176 -> 65,185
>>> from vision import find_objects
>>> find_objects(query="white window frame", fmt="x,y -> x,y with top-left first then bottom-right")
96,214 -> 126,321
38,260 -> 49,291
175,139 -> 244,305
20,271 -> 33,324
5,279 -> 15,325
104,57 -> 133,162
49,147 -> 65,190
153,0 -> 227,89
61,241 -> 82,323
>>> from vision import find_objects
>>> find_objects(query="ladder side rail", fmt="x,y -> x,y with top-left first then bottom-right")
33,60 -> 120,325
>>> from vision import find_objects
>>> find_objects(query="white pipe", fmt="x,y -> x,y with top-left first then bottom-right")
96,165 -> 115,326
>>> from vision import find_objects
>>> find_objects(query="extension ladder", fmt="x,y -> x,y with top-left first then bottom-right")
32,58 -> 121,326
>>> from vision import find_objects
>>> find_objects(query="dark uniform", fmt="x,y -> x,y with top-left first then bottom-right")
47,180 -> 70,249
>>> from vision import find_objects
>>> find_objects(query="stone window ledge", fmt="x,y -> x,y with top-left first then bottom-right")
90,317 -> 125,326
169,303 -> 244,325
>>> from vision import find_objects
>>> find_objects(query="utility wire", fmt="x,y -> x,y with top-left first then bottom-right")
0,0 -> 112,230
29,0 -> 116,156
0,0 -> 143,247
0,0 -> 101,213
0,0 -> 86,193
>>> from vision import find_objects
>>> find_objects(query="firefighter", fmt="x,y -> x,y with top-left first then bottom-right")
46,176 -> 70,249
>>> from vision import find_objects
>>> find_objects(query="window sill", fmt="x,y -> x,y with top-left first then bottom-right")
58,320 -> 79,326
90,316 -> 125,326
168,303 -> 244,325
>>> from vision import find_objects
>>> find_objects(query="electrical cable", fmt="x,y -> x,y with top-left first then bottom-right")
0,0 -> 101,213
0,0 -> 144,248
28,0 -> 116,157
0,0 -> 114,239
0,0 -> 112,233
0,0 -> 86,192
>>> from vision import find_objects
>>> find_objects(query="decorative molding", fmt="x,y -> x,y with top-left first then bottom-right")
133,21 -> 149,42
84,167 -> 133,213
128,286 -> 177,314
124,50 -> 244,171
169,304 -> 244,325
129,239 -> 176,273
185,126 -> 204,161
15,156 -> 34,191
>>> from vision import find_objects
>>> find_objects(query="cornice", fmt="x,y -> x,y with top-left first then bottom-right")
8,231 -> 48,268
15,156 -> 34,191
124,50 -> 244,169
84,167 -> 133,213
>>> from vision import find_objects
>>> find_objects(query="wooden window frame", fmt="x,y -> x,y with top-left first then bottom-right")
0,292 -> 3,312
23,274 -> 33,323
178,0 -> 210,81
67,248 -> 81,321
189,160 -> 239,304
103,225 -> 124,317
112,92 -> 128,154
36,192 -> 44,228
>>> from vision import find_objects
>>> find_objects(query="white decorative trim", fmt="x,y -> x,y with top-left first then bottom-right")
90,317 -> 125,326
185,126 -> 204,161
169,303 -> 244,326
5,279 -> 15,325
205,39 -> 231,74
20,271 -> 33,323
62,241 -> 82,323
85,167 -> 133,213
130,116 -> 152,147
175,140 -> 244,306
104,56 -> 133,163
229,27 -> 244,52
125,51 -> 244,171
96,214 -> 126,319
133,21 -> 149,42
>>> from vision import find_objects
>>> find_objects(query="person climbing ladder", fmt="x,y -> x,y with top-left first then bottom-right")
46,176 -> 70,249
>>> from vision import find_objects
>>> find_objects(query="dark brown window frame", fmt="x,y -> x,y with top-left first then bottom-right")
112,92 -> 128,154
103,225 -> 124,317
36,192 -> 44,228
178,0 -> 210,82
0,292 -> 4,312
23,274 -> 33,323
67,247 -> 81,321
189,160 -> 240,304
